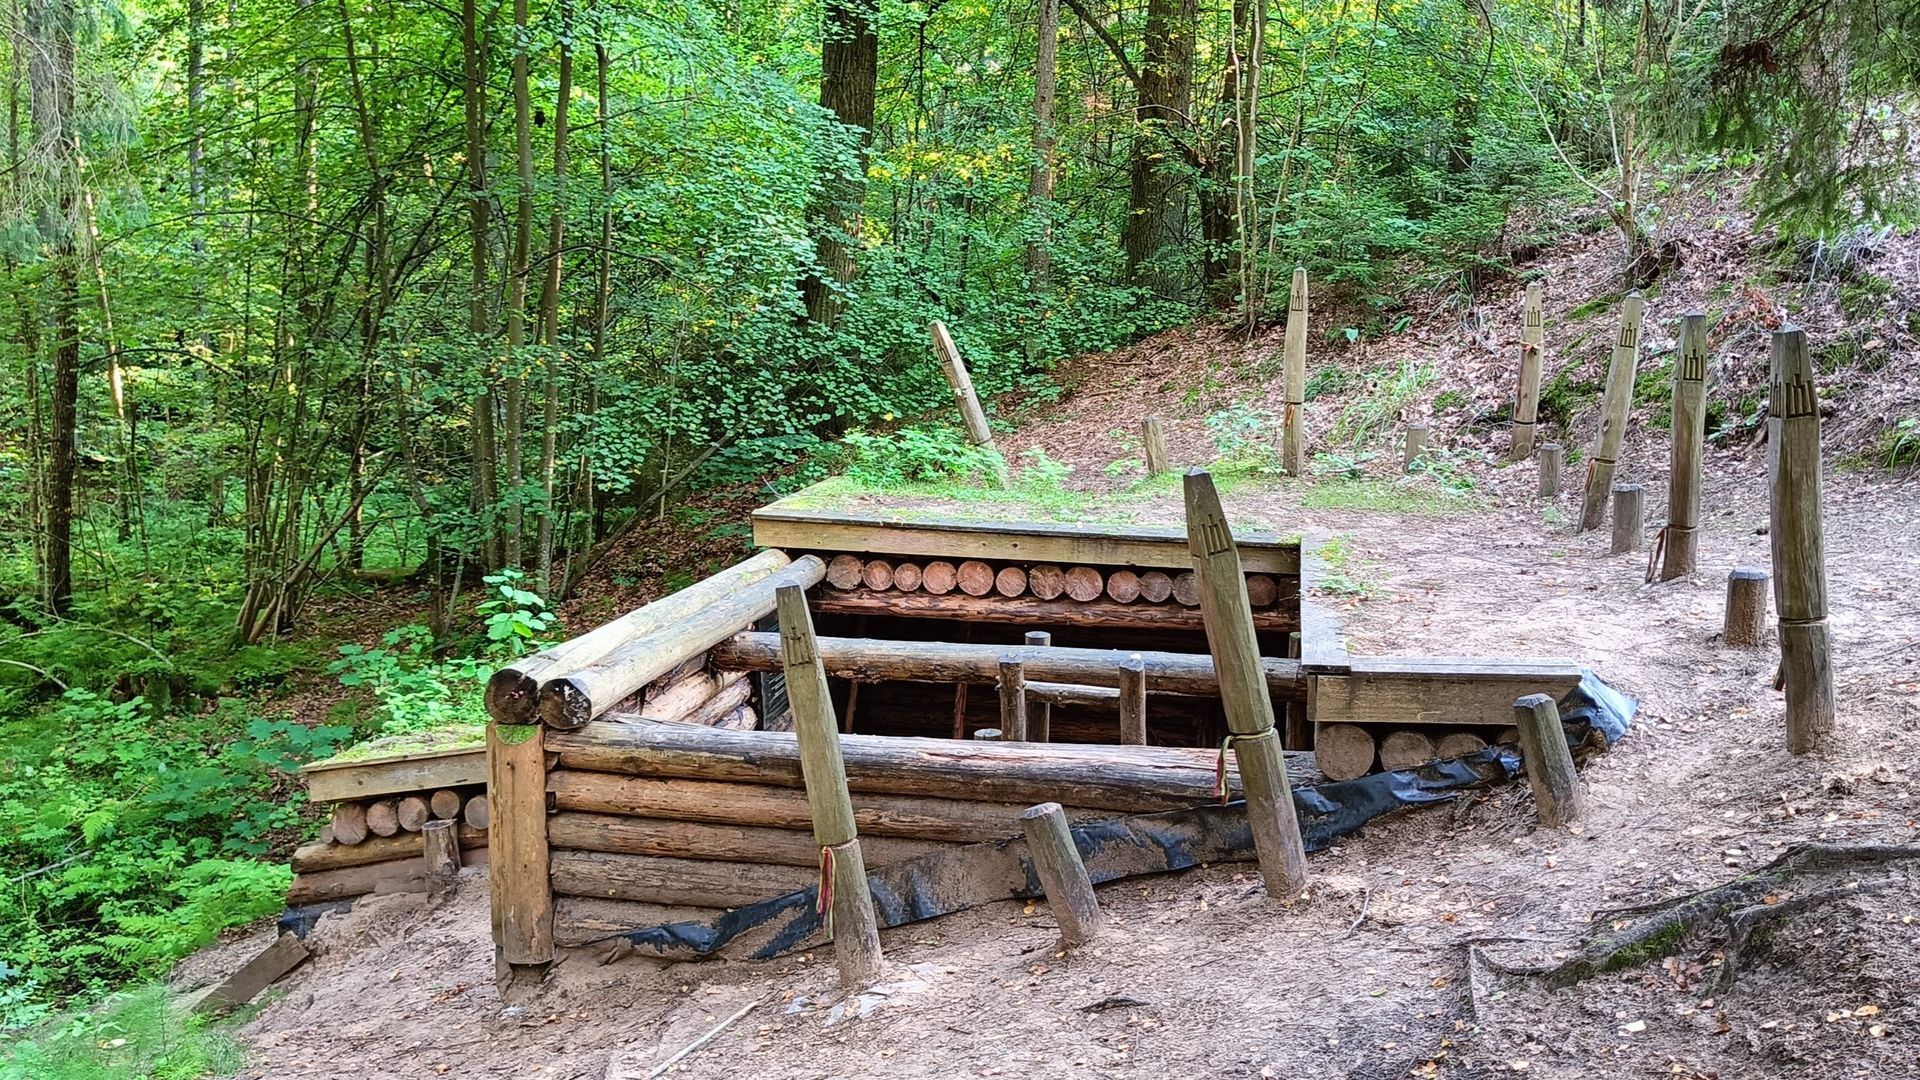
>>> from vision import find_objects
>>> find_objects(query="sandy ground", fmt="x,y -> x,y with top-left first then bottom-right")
213,451 -> 1920,1080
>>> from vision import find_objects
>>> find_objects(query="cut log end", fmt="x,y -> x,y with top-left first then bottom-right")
922,561 -> 959,595
995,566 -> 1029,598
1028,564 -> 1066,600
826,554 -> 866,590
957,560 -> 997,597
1314,723 -> 1377,781
1378,730 -> 1438,772
1064,566 -> 1104,602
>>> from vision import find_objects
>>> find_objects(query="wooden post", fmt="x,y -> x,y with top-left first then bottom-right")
930,320 -> 1010,487
1661,311 -> 1708,579
1024,631 -> 1052,742
423,819 -> 460,900
1282,631 -> 1307,749
1767,328 -> 1835,755
1512,693 -> 1584,828
1538,442 -> 1563,497
1610,484 -> 1645,554
1723,568 -> 1769,647
1281,268 -> 1308,476
1141,416 -> 1171,475
1402,423 -> 1428,472
1512,280 -> 1545,461
1579,293 -> 1645,530
775,585 -> 884,987
486,714 -> 552,986
972,727 -> 1003,741
1183,470 -> 1309,897
1018,802 -> 1101,947
1117,654 -> 1147,745
998,659 -> 1029,742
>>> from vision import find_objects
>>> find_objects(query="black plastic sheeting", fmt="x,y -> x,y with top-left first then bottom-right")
589,670 -> 1636,961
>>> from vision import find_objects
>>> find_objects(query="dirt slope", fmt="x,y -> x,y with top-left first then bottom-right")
220,197 -> 1920,1080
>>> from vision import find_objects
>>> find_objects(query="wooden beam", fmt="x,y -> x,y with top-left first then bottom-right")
1767,327 -> 1835,754
547,812 -> 954,867
547,723 -> 1317,812
1310,657 -> 1583,728
710,632 -> 1308,699
751,493 -> 1303,574
1020,803 -> 1102,947
1660,311 -> 1709,579
1580,293 -> 1646,531
488,722 -> 553,976
301,747 -> 486,805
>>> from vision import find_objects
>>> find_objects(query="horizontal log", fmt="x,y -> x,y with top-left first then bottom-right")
540,556 -> 826,729
555,897 -> 726,947
290,826 -> 489,874
679,676 -> 751,727
286,847 -> 492,906
1027,680 -> 1120,707
710,632 -> 1305,700
548,770 -> 1067,843
302,747 -> 487,805
549,723 -> 1318,812
488,548 -> 793,723
1312,657 -> 1583,727
550,849 -> 816,909
812,587 -> 1298,632
546,812 -> 954,868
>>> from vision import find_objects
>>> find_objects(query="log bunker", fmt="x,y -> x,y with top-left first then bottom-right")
285,481 -> 1607,983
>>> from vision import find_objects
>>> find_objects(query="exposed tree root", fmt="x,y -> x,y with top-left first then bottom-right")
1482,843 -> 1920,990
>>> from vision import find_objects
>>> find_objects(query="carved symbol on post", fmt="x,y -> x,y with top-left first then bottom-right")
1680,341 -> 1706,382
1774,370 -> 1817,419
1200,513 -> 1234,558
1524,307 -> 1542,330
1616,321 -> 1638,352
780,623 -> 816,666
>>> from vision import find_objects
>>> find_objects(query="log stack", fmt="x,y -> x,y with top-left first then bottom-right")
815,555 -> 1297,632
291,781 -> 491,905
540,721 -> 1318,945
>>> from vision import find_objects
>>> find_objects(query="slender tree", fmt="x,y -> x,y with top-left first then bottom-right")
800,0 -> 878,326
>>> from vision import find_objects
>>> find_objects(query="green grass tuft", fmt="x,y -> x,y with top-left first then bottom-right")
1300,479 -> 1478,514
0,985 -> 244,1080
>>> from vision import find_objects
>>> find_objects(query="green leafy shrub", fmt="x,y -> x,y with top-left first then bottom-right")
1204,403 -> 1284,472
476,570 -> 558,654
329,627 -> 489,737
841,425 -> 1007,488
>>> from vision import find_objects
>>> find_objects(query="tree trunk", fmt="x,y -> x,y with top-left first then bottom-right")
535,0 -> 574,597
462,0 -> 500,572
800,0 -> 878,326
1025,0 -> 1059,290
1120,0 -> 1195,299
1232,0 -> 1263,328
26,0 -> 78,613
503,0 -> 534,567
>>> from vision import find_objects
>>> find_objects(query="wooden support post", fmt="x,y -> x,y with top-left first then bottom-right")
1024,631 -> 1052,742
774,585 -> 884,987
1141,416 -> 1171,475
1767,328 -> 1835,755
1723,568 -> 1769,647
1402,423 -> 1429,472
486,717 -> 552,987
1538,442 -> 1563,498
1512,693 -> 1584,828
930,320 -> 1010,487
1018,802 -> 1101,947
998,659 -> 1029,742
1512,280 -> 1545,461
1610,484 -> 1645,554
1183,470 -> 1309,897
1117,654 -> 1147,745
971,727 -> 1002,741
423,819 -> 460,900
1580,293 -> 1645,530
1282,631 -> 1307,749
1281,268 -> 1308,476
1661,311 -> 1708,579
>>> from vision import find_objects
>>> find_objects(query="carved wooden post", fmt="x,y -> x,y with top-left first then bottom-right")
1117,654 -> 1147,745
486,703 -> 552,990
998,659 -> 1029,742
1513,693 -> 1584,827
1611,484 -> 1645,554
930,320 -> 1010,487
1024,631 -> 1052,741
776,585 -> 885,987
1538,442 -> 1563,497
1661,311 -> 1709,579
1281,268 -> 1309,476
1019,803 -> 1101,947
1512,280 -> 1545,461
1580,293 -> 1645,531
1183,470 -> 1309,897
1141,416 -> 1171,475
1402,423 -> 1428,472
423,819 -> 460,901
1767,328 -> 1835,755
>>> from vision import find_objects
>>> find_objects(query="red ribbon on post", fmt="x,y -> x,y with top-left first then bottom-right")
816,845 -> 836,936
1214,734 -> 1251,804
